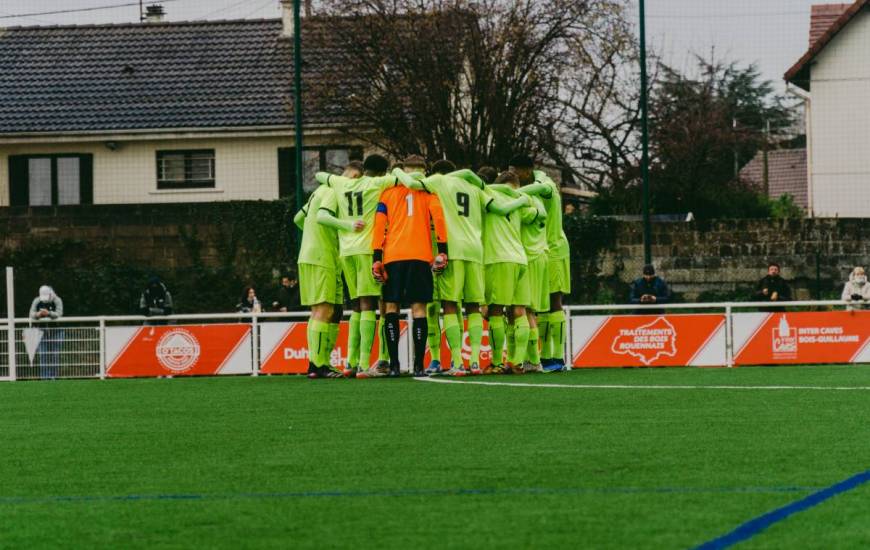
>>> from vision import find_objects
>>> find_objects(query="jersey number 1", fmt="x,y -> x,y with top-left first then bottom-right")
345,191 -> 363,216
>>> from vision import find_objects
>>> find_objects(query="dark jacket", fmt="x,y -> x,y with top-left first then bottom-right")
140,282 -> 173,316
630,276 -> 671,305
273,284 -> 301,312
754,275 -> 792,302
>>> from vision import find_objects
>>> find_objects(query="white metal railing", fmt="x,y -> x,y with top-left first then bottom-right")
1,300 -> 868,381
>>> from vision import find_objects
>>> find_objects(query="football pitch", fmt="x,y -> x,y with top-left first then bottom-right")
2,366 -> 870,549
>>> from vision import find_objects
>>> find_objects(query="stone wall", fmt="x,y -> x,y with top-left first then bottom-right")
605,218 -> 870,300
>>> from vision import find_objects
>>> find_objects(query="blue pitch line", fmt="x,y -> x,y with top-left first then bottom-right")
0,485 -> 817,507
693,469 -> 870,550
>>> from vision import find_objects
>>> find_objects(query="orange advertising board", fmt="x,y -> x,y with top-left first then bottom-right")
106,324 -> 252,378
571,314 -> 726,368
258,320 -> 408,374
733,311 -> 870,366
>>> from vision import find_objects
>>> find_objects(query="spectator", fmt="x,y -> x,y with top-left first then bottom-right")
630,264 -> 671,314
754,262 -> 792,303
140,276 -> 173,317
29,285 -> 64,379
272,272 -> 301,312
237,286 -> 262,314
842,267 -> 870,311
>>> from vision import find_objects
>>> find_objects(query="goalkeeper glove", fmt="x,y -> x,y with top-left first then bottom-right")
372,261 -> 387,283
432,253 -> 448,273
372,250 -> 388,283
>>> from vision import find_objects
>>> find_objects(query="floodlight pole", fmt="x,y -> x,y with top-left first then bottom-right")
639,0 -> 652,265
293,0 -> 305,238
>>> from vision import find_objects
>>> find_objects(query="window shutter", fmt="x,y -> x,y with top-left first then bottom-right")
8,155 -> 29,207
79,154 -> 94,204
278,147 -> 295,199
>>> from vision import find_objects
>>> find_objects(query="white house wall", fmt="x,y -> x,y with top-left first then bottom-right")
0,135 -> 353,206
810,10 -> 870,217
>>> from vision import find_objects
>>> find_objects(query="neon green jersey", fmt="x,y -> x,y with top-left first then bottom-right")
533,170 -> 570,260
483,185 -> 527,265
418,174 -> 491,264
296,184 -> 340,269
521,194 -> 549,260
320,173 -> 398,257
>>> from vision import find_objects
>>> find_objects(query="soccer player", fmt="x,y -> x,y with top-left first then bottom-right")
483,171 -> 535,374
393,160 -> 531,376
316,155 -> 398,378
512,155 -> 571,372
519,190 -> 549,373
371,177 -> 448,377
294,161 -> 363,379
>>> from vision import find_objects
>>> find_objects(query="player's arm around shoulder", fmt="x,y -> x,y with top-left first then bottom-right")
486,186 -> 531,216
447,169 -> 485,189
393,167 -> 434,191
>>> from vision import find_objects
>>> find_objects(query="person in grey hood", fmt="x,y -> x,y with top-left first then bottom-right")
842,267 -> 870,311
29,285 -> 64,379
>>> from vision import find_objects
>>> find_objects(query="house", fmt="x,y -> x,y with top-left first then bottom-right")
785,1 -> 870,217
739,149 -> 809,210
0,2 -> 365,208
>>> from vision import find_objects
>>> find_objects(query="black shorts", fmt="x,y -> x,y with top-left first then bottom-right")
383,260 -> 433,304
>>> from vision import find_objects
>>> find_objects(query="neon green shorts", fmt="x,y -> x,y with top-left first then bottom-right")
437,260 -> 485,304
299,263 -> 343,306
341,254 -> 381,299
548,256 -> 571,295
485,262 -> 530,307
526,255 -> 550,313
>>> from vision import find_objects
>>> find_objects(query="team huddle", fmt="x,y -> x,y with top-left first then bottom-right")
294,153 -> 570,379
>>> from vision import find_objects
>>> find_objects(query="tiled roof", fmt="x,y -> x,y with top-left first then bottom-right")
809,3 -> 852,45
740,149 -> 808,209
785,1 -> 867,89
0,18 -> 353,135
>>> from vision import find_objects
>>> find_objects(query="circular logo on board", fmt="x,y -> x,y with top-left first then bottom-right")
156,329 -> 201,373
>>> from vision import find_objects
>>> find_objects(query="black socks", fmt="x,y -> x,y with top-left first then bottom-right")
385,313 -> 401,369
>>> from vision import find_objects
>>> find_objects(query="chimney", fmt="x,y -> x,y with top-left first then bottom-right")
280,0 -> 296,38
145,4 -> 165,23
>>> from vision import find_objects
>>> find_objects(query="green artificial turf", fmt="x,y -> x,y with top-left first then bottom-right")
1,365 -> 869,549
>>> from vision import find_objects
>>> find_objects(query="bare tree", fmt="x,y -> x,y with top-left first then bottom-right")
539,0 -> 645,191
311,0 -> 638,177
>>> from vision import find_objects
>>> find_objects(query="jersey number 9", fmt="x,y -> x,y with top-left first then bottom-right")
456,192 -> 470,217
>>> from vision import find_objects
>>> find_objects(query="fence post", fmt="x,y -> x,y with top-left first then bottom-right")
252,315 -> 259,377
98,317 -> 106,380
565,309 -> 573,371
725,305 -> 733,368
6,267 -> 15,382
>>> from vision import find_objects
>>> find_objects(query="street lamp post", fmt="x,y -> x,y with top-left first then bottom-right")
639,0 -> 652,265
293,0 -> 304,226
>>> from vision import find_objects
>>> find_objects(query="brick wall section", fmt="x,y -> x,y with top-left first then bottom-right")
2,205 -> 869,301
0,203 -> 234,270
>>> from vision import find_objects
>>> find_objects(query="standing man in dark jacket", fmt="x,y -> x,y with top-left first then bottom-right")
630,264 -> 671,314
754,262 -> 792,303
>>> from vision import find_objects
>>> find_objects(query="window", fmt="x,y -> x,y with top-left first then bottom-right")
156,150 -> 215,190
8,154 -> 93,207
278,146 -> 363,199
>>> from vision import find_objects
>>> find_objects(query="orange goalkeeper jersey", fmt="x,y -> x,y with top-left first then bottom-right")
372,186 -> 447,264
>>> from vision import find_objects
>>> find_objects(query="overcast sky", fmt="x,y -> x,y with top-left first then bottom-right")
0,0 -> 824,88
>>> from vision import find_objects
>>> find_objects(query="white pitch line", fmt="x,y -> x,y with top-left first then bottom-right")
417,377 -> 870,392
